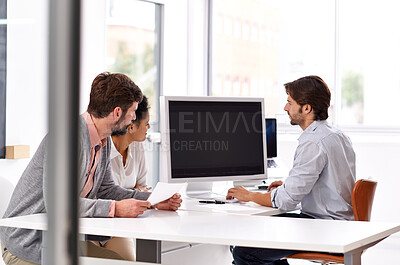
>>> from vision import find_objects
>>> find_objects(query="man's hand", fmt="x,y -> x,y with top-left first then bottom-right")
226,186 -> 252,202
267,180 -> 283,191
227,186 -> 272,207
154,193 -> 182,211
115,199 -> 151,218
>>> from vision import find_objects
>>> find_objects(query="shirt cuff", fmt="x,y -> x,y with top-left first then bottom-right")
270,189 -> 278,208
109,200 -> 116,217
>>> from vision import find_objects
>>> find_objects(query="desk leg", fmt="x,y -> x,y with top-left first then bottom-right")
42,231 -> 47,265
344,252 -> 361,265
136,239 -> 161,263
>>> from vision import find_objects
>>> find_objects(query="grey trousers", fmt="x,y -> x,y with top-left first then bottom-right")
1,241 -> 124,265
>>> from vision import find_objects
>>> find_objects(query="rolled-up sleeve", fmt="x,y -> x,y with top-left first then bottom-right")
272,141 -> 327,211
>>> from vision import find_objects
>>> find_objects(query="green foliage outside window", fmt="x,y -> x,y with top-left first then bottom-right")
109,41 -> 155,105
341,70 -> 364,123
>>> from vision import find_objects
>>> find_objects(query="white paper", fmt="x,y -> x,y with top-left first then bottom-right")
147,182 -> 185,205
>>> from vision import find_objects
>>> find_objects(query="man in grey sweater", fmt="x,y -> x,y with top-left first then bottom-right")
0,72 -> 182,265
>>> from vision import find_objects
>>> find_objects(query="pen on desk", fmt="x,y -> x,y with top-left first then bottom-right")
198,200 -> 225,204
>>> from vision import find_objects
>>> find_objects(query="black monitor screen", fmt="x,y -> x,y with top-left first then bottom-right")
168,100 -> 265,179
265,118 -> 277,158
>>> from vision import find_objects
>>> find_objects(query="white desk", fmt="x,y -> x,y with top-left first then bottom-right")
179,197 -> 285,216
1,211 -> 400,265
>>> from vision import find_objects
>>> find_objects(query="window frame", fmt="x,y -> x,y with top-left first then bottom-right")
207,0 -> 400,134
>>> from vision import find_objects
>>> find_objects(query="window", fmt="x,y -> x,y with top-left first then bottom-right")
338,0 -> 400,127
105,0 -> 163,186
210,0 -> 400,129
105,0 -> 162,127
211,0 -> 335,122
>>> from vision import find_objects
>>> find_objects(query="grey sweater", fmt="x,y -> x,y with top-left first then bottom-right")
0,117 -> 150,264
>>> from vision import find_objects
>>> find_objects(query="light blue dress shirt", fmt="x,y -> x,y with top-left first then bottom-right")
270,120 -> 356,220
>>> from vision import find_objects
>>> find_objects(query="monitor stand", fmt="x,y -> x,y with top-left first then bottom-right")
185,182 -> 223,199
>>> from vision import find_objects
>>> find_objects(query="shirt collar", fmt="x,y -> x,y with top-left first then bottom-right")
127,143 -> 133,160
82,112 -> 107,149
298,120 -> 328,141
110,139 -> 121,159
110,138 -> 133,160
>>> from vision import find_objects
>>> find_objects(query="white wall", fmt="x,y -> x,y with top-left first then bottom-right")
348,135 -> 400,223
0,0 -> 49,185
277,133 -> 400,223
80,0 -> 108,113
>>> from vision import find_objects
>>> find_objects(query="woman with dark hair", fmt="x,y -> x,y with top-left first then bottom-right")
92,96 -> 152,261
110,95 -> 152,192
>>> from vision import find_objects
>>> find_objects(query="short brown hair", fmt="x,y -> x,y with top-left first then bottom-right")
284,75 -> 331,120
87,72 -> 143,118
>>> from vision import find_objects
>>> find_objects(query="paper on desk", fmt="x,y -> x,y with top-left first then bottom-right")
147,182 -> 185,205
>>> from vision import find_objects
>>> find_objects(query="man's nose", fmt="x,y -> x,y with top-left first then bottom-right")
283,104 -> 288,111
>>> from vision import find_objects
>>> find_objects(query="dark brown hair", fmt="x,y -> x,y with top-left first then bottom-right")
132,95 -> 150,126
87,72 -> 143,118
284,75 -> 331,120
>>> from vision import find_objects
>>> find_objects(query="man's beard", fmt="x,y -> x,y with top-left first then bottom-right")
111,126 -> 129,136
289,116 -> 301,126
288,108 -> 303,126
111,114 -> 130,136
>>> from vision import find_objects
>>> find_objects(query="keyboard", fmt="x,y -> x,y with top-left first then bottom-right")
215,198 -> 240,203
267,159 -> 278,168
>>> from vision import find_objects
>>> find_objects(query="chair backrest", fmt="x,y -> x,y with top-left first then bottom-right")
285,179 -> 378,263
0,176 -> 15,218
352,179 -> 377,221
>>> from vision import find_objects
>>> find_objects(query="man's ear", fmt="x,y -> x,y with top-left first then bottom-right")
113,107 -> 123,120
302,104 -> 313,115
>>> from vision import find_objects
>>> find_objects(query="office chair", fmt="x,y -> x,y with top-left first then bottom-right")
285,179 -> 378,265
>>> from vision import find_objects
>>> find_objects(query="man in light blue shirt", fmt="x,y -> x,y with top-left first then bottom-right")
227,75 -> 356,265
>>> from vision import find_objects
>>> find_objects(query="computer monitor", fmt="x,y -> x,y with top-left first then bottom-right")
160,96 -> 267,197
265,118 -> 277,158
